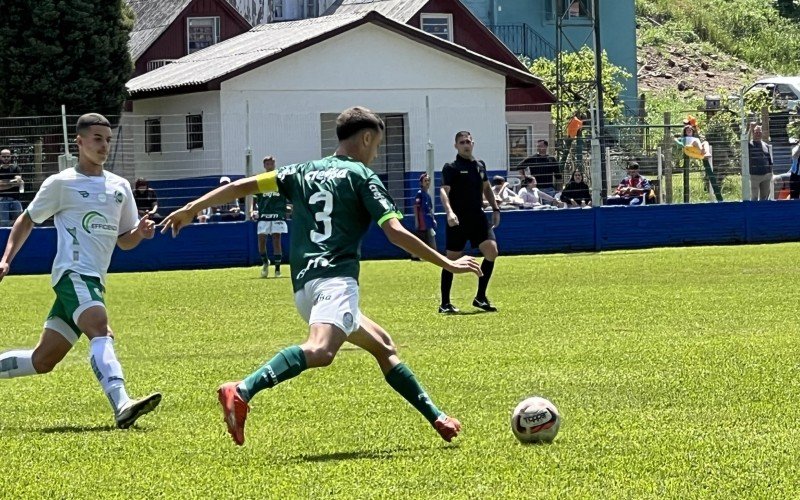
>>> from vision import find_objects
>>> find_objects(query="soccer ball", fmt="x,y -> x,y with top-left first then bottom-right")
510,396 -> 561,444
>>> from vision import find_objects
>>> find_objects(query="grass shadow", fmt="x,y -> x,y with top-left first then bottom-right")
37,424 -> 118,434
292,444 -> 455,463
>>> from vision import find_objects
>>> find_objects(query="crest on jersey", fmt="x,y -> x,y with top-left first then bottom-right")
78,191 -> 90,198
114,190 -> 124,204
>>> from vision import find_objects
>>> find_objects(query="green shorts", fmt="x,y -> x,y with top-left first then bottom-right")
44,271 -> 106,345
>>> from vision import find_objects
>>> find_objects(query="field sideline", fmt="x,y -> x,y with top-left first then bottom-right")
1,244 -> 798,498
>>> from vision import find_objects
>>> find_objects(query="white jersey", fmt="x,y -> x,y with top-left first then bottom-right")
25,168 -> 138,286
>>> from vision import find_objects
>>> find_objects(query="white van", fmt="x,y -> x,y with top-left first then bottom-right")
745,77 -> 800,111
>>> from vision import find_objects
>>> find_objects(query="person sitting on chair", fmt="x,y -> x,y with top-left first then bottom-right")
605,162 -> 652,206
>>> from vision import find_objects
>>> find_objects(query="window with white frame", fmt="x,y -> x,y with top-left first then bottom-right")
420,14 -> 453,42
187,17 -> 220,54
186,114 -> 203,150
507,125 -> 533,169
273,0 -> 285,20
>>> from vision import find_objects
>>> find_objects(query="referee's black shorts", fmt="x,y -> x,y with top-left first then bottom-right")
445,212 -> 496,252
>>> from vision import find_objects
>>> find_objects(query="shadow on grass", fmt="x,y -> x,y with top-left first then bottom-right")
292,444 -> 458,463
444,310 -> 493,316
38,424 -> 126,434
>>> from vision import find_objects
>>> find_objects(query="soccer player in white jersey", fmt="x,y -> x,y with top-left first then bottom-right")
0,113 -> 162,429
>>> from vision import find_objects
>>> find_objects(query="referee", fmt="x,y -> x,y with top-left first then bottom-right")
438,131 -> 500,313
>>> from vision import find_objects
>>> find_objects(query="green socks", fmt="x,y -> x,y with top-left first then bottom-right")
385,363 -> 443,424
237,346 -> 307,402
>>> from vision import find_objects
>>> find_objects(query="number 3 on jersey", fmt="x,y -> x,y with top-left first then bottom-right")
309,190 -> 333,243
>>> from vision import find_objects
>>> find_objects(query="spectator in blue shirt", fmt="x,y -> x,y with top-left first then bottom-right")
413,173 -> 437,254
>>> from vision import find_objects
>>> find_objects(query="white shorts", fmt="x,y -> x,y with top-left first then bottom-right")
257,220 -> 288,235
293,277 -> 361,335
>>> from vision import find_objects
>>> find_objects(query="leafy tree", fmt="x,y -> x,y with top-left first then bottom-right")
523,47 -> 632,128
0,0 -> 133,118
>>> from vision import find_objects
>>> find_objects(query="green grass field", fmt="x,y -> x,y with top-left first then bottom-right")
1,244 -> 799,498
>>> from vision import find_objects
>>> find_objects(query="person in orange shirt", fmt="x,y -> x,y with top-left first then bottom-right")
560,111 -> 584,170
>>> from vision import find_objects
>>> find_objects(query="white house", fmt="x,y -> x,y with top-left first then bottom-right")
125,11 -> 553,210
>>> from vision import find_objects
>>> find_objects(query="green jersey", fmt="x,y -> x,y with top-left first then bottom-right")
254,191 -> 288,220
272,155 -> 402,292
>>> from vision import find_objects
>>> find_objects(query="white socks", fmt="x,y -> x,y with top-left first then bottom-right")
89,337 -> 130,413
0,349 -> 37,378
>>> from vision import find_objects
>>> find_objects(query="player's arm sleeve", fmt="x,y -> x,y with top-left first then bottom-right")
118,182 -> 139,235
360,174 -> 402,226
24,175 -> 61,224
441,164 -> 454,187
479,161 -> 489,182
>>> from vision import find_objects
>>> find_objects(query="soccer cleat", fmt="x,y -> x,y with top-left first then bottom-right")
472,298 -> 498,312
438,303 -> 460,314
274,269 -> 281,278
434,415 -> 462,442
260,264 -> 269,278
218,382 -> 250,446
115,393 -> 162,429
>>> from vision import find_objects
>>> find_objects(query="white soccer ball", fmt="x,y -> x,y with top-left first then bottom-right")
510,396 -> 561,444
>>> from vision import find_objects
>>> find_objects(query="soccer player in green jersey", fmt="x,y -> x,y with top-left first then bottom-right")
162,106 -> 481,446
0,114 -> 162,428
253,155 -> 290,278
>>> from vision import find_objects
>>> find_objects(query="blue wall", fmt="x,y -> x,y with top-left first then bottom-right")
462,0 -> 639,105
4,202 -> 800,276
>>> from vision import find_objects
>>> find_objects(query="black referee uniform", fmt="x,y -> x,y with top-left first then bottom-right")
439,154 -> 498,313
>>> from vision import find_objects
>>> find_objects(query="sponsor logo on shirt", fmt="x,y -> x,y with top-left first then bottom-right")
78,191 -> 90,198
81,211 -> 118,236
305,169 -> 348,182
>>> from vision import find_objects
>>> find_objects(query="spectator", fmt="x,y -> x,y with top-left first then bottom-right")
748,123 -> 773,201
413,173 -> 437,254
790,142 -> 800,200
697,132 -> 724,202
0,148 -> 24,226
490,175 -> 523,208
605,162 -> 652,206
561,170 -> 592,207
516,140 -> 561,198
517,176 -> 561,209
133,178 -> 161,221
203,176 -> 245,222
559,111 -> 585,168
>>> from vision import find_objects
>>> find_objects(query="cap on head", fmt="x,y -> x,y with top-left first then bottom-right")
219,176 -> 231,184
76,113 -> 111,135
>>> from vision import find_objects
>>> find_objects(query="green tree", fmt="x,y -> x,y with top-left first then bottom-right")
524,47 -> 632,127
0,0 -> 134,117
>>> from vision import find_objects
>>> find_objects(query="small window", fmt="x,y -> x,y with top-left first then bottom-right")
273,0 -> 285,19
187,17 -> 220,54
145,119 -> 161,153
507,125 -> 533,168
420,14 -> 453,42
186,114 -> 203,150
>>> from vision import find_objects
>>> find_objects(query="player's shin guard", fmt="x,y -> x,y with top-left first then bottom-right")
260,253 -> 269,264
238,345 -> 307,402
476,259 -> 495,301
385,363 -> 443,424
0,349 -> 37,378
89,336 -> 130,413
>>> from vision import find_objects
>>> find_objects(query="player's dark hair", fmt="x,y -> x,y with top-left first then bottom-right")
537,139 -> 549,146
455,131 -> 471,142
76,113 -> 111,135
336,107 -> 384,141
